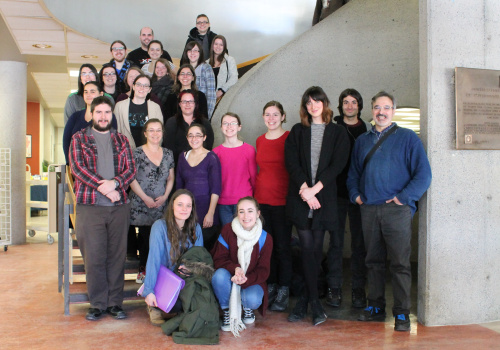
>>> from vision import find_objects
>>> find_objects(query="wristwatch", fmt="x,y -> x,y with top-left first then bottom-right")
114,179 -> 119,189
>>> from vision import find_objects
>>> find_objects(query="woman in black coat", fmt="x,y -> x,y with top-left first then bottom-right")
285,86 -> 349,326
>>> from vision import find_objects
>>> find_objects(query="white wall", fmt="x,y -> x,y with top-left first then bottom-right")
213,0 -> 419,147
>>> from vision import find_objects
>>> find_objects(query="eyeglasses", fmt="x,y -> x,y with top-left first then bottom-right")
188,49 -> 200,53
222,122 -> 239,126
187,134 -> 204,139
196,21 -> 209,25
146,129 -> 162,133
135,83 -> 151,89
103,72 -> 116,77
111,47 -> 125,51
149,48 -> 162,52
373,105 -> 393,111
179,72 -> 193,77
81,72 -> 95,77
180,100 -> 195,105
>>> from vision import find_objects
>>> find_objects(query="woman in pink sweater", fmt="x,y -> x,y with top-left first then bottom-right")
213,112 -> 257,226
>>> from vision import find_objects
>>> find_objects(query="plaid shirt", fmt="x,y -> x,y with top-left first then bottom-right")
69,126 -> 136,205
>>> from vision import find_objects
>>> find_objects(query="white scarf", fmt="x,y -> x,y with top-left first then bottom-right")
228,217 -> 262,337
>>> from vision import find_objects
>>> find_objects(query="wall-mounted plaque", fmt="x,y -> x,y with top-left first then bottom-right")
455,67 -> 500,150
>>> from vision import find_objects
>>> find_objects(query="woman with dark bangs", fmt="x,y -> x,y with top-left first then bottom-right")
64,63 -> 115,124
114,74 -> 163,150
285,86 -> 350,326
163,89 -> 214,165
141,189 -> 203,325
99,63 -> 121,102
180,41 -> 216,119
163,64 -> 208,120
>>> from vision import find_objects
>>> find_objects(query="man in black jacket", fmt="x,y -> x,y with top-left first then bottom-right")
185,14 -> 217,60
326,88 -> 370,309
127,27 -> 173,68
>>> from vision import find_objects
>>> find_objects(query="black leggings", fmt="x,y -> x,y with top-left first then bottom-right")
297,227 -> 325,300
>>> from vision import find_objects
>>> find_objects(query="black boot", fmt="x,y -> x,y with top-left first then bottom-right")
268,283 -> 278,308
270,286 -> 289,312
310,299 -> 327,326
287,295 -> 308,322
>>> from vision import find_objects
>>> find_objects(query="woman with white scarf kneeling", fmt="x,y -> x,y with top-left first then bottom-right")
211,196 -> 273,337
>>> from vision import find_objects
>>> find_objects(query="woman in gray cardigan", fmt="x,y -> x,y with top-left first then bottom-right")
285,86 -> 349,326
114,74 -> 163,150
206,35 -> 238,100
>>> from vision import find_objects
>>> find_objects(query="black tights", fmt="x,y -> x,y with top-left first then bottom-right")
297,228 -> 325,300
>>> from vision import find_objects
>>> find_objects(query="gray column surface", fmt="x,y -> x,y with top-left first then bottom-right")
0,61 -> 27,245
419,0 -> 500,325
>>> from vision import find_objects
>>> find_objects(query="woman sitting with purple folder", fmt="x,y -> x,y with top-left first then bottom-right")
142,189 -> 203,326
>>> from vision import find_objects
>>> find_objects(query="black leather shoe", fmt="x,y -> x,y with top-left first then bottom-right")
325,287 -> 342,307
287,295 -> 308,322
310,299 -> 327,326
352,288 -> 367,308
106,305 -> 127,319
85,308 -> 105,321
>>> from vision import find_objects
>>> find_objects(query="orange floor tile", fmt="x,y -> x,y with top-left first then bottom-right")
2,242 -> 500,350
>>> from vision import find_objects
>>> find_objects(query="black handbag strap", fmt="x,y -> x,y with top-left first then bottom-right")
363,125 -> 398,170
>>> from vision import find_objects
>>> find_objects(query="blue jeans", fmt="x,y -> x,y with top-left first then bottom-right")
218,204 -> 237,227
211,268 -> 264,310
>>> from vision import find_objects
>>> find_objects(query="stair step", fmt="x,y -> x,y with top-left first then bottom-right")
71,259 -> 140,273
65,280 -> 143,304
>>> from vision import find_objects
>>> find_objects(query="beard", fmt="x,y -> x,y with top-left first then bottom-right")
93,119 -> 112,132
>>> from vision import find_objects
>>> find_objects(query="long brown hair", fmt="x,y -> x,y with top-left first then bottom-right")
299,86 -> 333,127
208,35 -> 228,67
164,189 -> 199,265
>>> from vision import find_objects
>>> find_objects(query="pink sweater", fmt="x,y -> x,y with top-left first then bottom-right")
213,142 -> 257,205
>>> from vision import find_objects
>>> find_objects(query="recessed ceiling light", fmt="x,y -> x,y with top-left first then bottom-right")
81,55 -> 98,59
69,70 -> 79,77
32,44 -> 52,49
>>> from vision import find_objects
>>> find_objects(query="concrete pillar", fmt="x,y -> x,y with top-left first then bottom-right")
0,61 -> 27,245
419,0 -> 500,325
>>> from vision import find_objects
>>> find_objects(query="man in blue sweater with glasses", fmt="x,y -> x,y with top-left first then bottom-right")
347,91 -> 431,332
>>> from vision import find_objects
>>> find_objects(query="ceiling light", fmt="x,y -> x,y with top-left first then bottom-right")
32,44 -> 52,49
81,55 -> 98,59
69,70 -> 79,77
70,89 -> 77,93
401,117 -> 421,120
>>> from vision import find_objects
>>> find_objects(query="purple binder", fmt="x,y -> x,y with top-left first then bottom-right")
138,265 -> 185,313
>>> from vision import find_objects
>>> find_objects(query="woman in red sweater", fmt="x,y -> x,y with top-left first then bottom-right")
254,101 -> 292,312
211,197 -> 273,337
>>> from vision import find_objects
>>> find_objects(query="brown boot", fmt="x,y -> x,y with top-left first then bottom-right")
147,305 -> 165,326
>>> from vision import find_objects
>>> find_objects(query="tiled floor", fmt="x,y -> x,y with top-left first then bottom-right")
2,240 -> 500,349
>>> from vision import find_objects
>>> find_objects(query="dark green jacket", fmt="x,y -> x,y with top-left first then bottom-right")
161,247 -> 220,345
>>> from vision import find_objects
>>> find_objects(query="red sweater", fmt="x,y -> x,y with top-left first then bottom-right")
254,131 -> 290,206
211,223 -> 273,315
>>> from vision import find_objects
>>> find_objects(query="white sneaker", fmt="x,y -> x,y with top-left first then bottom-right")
243,307 -> 255,324
136,269 -> 145,284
